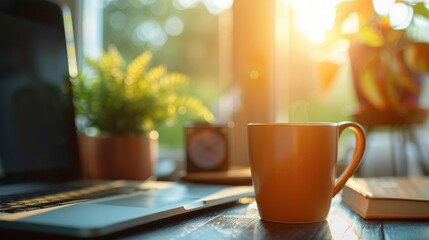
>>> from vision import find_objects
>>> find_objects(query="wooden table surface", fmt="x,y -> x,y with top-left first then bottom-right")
3,195 -> 428,239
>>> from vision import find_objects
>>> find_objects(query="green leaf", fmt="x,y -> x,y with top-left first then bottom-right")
413,2 -> 429,19
72,47 -> 214,135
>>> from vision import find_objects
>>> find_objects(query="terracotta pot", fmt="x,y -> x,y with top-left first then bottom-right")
78,134 -> 158,180
348,43 -> 429,126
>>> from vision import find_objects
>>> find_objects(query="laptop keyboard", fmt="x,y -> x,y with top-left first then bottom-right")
0,181 -> 140,213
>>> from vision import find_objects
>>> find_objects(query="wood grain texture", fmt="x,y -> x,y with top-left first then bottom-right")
1,196 -> 428,239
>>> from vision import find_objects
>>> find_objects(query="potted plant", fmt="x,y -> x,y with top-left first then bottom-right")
319,0 -> 429,126
72,46 -> 214,180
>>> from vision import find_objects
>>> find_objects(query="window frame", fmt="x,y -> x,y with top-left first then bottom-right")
68,0 -> 281,166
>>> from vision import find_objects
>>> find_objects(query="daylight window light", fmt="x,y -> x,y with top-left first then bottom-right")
414,14 -> 429,28
149,130 -> 159,140
373,0 -> 395,16
203,0 -> 233,15
173,0 -> 232,15
165,16 -> 184,36
289,0 -> 337,44
341,12 -> 359,35
174,0 -> 199,9
389,3 -> 413,30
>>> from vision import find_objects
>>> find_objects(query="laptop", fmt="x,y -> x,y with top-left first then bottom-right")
0,0 -> 253,237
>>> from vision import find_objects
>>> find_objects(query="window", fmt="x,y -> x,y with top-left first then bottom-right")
102,0 -> 232,149
62,0 -> 429,180
275,0 -> 355,124
71,0 -> 235,161
69,0 -> 429,171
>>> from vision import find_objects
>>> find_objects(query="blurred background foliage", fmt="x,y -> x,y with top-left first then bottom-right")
102,0 -> 230,148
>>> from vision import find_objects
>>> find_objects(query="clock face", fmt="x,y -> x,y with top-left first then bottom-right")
188,129 -> 227,170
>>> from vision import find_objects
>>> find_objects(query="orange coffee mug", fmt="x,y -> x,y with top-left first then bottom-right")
247,122 -> 366,223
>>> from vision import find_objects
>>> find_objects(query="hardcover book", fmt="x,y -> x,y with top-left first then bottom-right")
342,177 -> 429,219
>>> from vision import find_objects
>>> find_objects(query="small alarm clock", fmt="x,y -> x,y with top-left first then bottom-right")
185,122 -> 230,173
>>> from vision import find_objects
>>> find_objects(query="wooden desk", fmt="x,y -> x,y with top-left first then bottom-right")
2,195 -> 429,239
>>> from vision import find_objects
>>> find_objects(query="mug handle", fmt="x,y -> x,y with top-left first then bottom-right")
333,121 -> 366,196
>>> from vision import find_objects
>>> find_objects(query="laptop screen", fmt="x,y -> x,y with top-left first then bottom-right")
0,0 -> 81,183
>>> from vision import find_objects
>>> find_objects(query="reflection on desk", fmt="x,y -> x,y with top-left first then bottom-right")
2,195 -> 429,239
